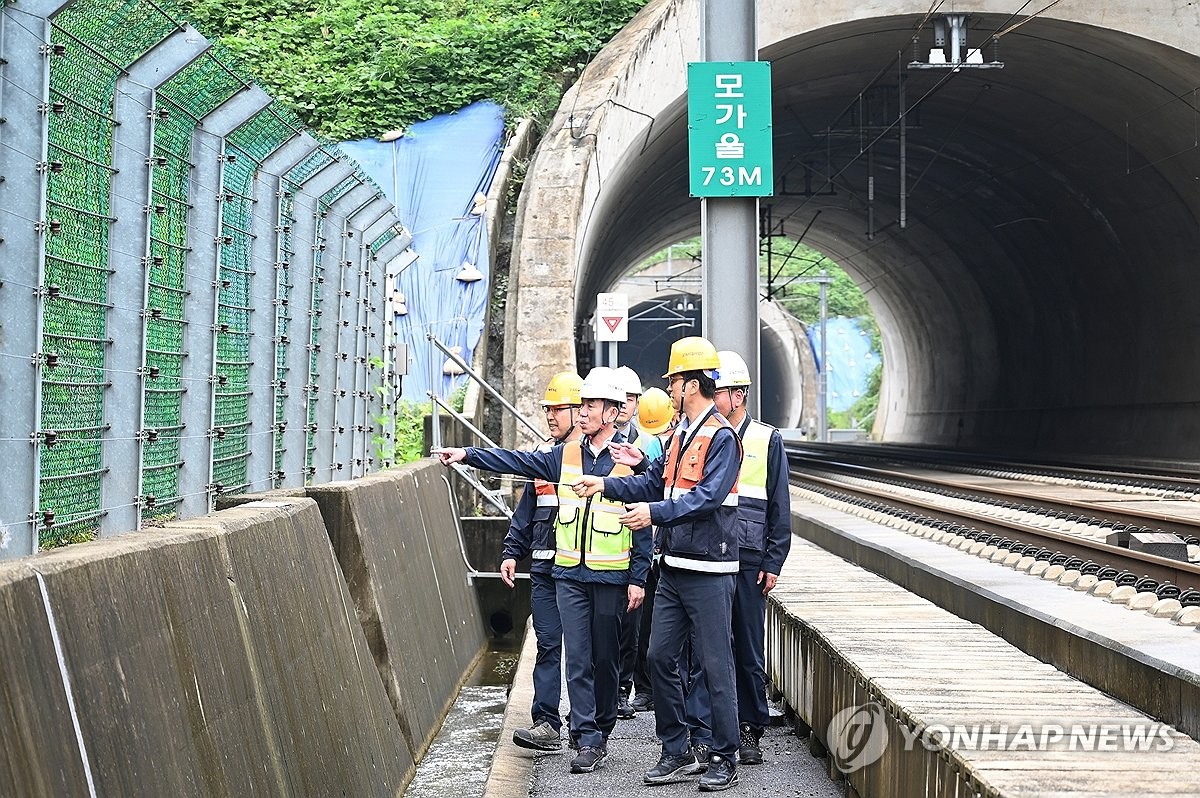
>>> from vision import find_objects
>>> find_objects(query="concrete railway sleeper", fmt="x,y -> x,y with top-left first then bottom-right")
789,478 -> 1200,626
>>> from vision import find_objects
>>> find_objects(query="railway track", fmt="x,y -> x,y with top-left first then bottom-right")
785,445 -> 1200,606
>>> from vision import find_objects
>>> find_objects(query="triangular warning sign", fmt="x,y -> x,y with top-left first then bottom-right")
602,316 -> 623,333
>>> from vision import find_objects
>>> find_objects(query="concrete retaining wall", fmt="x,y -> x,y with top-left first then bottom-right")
0,499 -> 410,796
2,459 -> 489,795
307,462 -> 488,759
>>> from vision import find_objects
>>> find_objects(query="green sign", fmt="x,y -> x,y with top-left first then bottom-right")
687,61 -> 774,197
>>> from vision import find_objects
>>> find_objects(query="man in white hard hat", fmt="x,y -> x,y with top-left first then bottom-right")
613,366 -> 643,444
434,367 -> 652,775
501,371 -> 582,753
711,350 -> 791,766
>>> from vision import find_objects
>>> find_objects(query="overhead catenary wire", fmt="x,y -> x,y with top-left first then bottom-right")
993,0 -> 1067,40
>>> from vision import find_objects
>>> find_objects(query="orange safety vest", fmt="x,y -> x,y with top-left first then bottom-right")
663,413 -> 740,509
532,478 -> 557,560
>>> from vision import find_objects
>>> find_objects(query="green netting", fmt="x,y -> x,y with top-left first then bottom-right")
209,107 -> 296,493
320,173 -> 360,212
140,52 -> 246,518
288,149 -> 335,185
371,227 -> 398,254
39,0 -> 177,545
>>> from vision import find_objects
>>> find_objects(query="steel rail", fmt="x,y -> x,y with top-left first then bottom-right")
788,460 -> 1200,592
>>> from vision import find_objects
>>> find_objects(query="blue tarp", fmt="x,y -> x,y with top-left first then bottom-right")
341,100 -> 505,402
807,317 -> 879,413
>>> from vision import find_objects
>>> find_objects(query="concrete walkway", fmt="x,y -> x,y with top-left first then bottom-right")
483,622 -> 841,798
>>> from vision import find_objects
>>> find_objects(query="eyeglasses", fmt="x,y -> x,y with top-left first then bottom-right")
666,375 -> 683,388
544,405 -> 574,414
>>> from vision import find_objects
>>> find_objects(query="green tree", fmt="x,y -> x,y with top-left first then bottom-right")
181,0 -> 647,139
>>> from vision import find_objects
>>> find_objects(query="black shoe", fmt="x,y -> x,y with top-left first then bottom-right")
691,743 -> 712,772
631,694 -> 655,713
513,720 -> 563,752
617,693 -> 635,719
698,754 -> 738,792
570,746 -> 607,773
643,750 -> 702,784
738,723 -> 762,765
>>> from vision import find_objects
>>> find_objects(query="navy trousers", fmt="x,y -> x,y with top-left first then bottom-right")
732,564 -> 769,732
682,631 -> 712,746
529,571 -> 563,730
648,564 -> 737,760
557,578 -> 625,749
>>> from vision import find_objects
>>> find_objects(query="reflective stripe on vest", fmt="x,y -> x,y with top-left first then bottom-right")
737,421 -> 772,502
554,440 -> 635,570
662,414 -> 739,507
662,554 -> 739,573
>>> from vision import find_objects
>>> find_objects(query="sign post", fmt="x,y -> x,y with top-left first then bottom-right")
595,292 -> 628,367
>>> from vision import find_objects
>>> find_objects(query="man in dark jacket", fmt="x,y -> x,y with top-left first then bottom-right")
434,367 -> 651,775
499,371 -> 582,752
572,337 -> 743,792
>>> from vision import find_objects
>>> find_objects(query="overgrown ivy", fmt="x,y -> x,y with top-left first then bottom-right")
183,0 -> 647,139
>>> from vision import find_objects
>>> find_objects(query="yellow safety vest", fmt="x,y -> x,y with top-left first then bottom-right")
737,420 -> 772,505
554,440 -> 634,570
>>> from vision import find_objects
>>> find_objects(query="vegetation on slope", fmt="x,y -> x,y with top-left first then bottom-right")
185,0 -> 646,139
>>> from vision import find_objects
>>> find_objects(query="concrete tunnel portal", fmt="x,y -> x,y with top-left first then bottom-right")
507,1 -> 1200,461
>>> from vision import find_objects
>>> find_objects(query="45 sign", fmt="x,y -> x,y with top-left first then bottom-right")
687,61 -> 774,198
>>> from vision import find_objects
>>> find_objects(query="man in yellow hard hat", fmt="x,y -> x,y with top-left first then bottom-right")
712,351 -> 792,766
572,336 -> 743,791
434,367 -> 652,775
500,371 -> 582,753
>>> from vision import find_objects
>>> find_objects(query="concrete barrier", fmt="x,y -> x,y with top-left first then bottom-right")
306,461 -> 488,760
0,499 -> 411,796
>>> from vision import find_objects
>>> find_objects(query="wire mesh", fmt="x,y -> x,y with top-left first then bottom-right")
211,107 -> 296,493
17,4 -> 400,549
141,51 -> 246,518
39,0 -> 177,545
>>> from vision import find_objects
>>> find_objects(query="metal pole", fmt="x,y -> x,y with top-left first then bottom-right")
700,0 -> 759,418
818,271 -> 829,443
430,335 -> 441,451
429,334 -> 548,443
448,463 -> 512,519
429,392 -> 499,448
899,64 -> 907,231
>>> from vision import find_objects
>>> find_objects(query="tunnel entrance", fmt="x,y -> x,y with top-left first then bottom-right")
529,5 -> 1200,461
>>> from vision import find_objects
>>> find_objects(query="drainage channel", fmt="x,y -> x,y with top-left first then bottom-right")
402,644 -> 519,798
